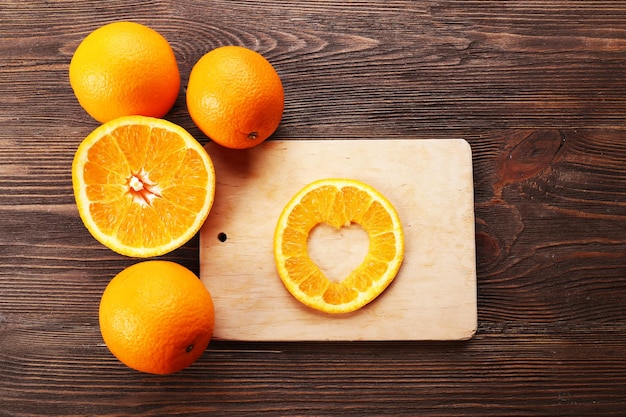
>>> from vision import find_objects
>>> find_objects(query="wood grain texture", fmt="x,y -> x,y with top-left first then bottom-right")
2,0 -> 626,415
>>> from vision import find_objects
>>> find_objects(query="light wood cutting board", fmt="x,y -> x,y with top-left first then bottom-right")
200,139 -> 477,341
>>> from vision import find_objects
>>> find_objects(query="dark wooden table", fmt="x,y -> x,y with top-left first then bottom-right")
2,1 -> 626,415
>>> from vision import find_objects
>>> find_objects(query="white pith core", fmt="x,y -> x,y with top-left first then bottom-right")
127,169 -> 162,206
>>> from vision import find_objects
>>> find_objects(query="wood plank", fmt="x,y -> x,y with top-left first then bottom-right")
200,139 -> 476,341
1,324 -> 625,416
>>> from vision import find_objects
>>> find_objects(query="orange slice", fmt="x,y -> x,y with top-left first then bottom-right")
274,178 -> 404,314
72,116 -> 215,257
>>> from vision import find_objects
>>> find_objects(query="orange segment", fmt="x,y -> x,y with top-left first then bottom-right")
274,178 -> 404,314
72,115 -> 215,257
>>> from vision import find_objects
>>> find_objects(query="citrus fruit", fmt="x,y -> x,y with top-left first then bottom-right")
99,260 -> 215,374
186,45 -> 284,149
274,178 -> 404,314
72,115 -> 215,257
69,21 -> 180,123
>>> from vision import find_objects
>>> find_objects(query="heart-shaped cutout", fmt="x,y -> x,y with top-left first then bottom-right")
307,222 -> 370,283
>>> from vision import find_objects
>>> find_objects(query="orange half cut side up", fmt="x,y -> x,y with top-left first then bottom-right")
72,115 -> 215,257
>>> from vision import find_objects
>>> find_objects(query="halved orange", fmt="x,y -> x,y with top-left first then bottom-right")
274,178 -> 404,314
72,116 -> 215,257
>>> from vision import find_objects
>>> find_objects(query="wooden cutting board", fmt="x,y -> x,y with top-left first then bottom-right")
199,139 -> 477,341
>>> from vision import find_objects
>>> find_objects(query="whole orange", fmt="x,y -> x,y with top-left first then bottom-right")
99,261 -> 214,374
69,21 -> 180,123
186,46 -> 284,149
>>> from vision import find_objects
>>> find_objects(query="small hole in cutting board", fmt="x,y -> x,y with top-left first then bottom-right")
307,223 -> 369,283
217,232 -> 227,242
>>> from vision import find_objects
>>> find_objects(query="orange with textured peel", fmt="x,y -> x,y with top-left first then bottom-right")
186,45 -> 284,149
72,115 -> 215,257
274,178 -> 404,314
69,21 -> 180,123
99,260 -> 214,374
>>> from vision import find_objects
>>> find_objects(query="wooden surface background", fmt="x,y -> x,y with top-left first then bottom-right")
2,1 -> 626,415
